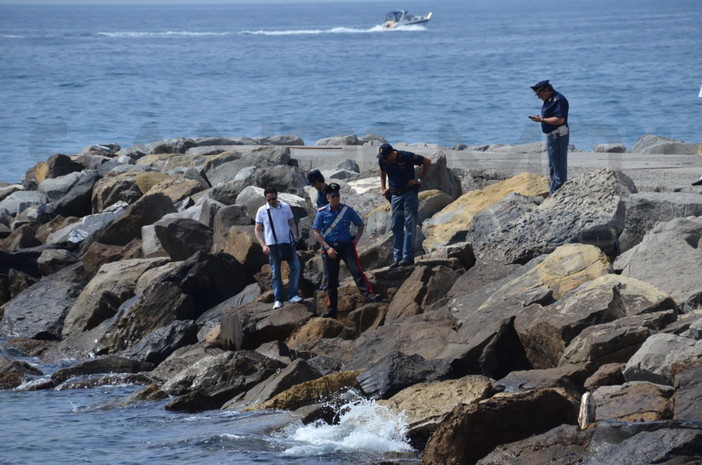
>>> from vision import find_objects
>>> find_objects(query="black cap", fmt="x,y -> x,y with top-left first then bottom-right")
324,183 -> 341,195
530,80 -> 551,92
377,143 -> 394,160
306,169 -> 324,185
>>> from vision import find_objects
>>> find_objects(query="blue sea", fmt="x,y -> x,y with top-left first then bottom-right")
1,1 -> 701,463
1,0 -> 701,184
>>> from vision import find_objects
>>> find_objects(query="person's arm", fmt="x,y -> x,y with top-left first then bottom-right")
408,157 -> 431,187
355,221 -> 364,243
380,169 -> 388,194
541,115 -> 565,126
313,228 -> 336,258
255,222 -> 270,255
288,218 -> 298,241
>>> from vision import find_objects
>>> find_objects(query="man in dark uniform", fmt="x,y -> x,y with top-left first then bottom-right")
529,80 -> 570,194
312,183 -> 380,318
307,169 -> 329,289
378,143 -> 431,267
307,169 -> 329,208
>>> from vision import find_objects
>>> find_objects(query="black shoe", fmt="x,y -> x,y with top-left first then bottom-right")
389,261 -> 401,269
321,309 -> 337,319
693,179 -> 702,186
365,293 -> 381,303
398,258 -> 414,266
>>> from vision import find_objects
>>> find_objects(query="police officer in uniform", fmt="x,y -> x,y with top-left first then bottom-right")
529,80 -> 570,194
312,183 -> 380,318
378,143 -> 431,267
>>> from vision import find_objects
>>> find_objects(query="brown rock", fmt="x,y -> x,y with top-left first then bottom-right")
583,363 -> 626,391
250,370 -> 361,411
592,381 -> 674,422
80,239 -> 143,277
286,317 -> 347,348
422,388 -> 578,465
386,264 -> 460,322
379,375 -> 494,448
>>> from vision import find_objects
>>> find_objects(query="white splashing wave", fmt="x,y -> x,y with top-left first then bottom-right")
280,398 -> 414,456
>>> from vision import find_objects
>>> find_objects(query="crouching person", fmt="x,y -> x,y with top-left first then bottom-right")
312,183 -> 380,318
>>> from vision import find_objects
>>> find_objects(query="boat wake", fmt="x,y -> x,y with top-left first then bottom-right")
241,25 -> 426,36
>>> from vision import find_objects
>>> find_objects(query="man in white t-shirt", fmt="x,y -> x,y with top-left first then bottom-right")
254,186 -> 302,309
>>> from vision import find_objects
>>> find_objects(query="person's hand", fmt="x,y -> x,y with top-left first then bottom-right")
262,245 -> 271,255
327,247 -> 337,258
529,115 -> 543,122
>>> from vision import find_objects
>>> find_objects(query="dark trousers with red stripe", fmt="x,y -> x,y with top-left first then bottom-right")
326,240 -> 373,311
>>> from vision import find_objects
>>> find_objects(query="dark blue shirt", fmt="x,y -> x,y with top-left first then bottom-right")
313,203 -> 363,242
540,90 -> 569,134
379,150 -> 425,190
315,187 -> 329,208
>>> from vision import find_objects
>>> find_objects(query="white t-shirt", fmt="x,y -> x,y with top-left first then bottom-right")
255,200 -> 294,245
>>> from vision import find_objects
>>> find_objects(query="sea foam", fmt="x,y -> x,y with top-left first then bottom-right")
280,398 -> 414,457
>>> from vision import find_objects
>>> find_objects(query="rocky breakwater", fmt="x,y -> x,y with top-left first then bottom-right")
2,134 -> 702,464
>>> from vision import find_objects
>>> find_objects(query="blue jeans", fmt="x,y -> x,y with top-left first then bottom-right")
269,250 -> 300,302
390,189 -> 419,262
547,132 -> 569,194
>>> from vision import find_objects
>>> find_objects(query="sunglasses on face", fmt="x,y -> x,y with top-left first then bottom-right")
266,196 -> 277,202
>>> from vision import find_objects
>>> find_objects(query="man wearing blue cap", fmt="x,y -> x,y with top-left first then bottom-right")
378,143 -> 431,267
312,183 -> 380,318
529,80 -> 570,194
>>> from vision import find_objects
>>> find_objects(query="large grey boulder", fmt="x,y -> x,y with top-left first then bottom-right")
472,169 -> 637,264
315,134 -> 361,146
91,172 -> 143,213
0,191 -> 47,217
559,310 -> 677,370
614,216 -> 702,310
629,134 -> 698,154
356,351 -> 452,400
619,192 -> 702,252
220,300 -> 315,351
122,320 -> 199,365
467,193 -> 540,253
0,263 -> 88,339
421,150 -> 462,200
95,252 -> 248,353
224,359 -> 322,411
38,171 -> 82,202
583,420 -> 702,464
673,363 -> 702,420
440,244 -> 610,379
46,170 -> 100,218
46,201 -> 128,245
163,350 -> 285,412
154,217 -> 213,261
623,333 -> 702,385
94,192 -> 176,246
515,274 -> 678,369
62,257 -> 170,338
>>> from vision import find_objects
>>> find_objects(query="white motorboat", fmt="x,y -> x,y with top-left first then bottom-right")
383,10 -> 432,29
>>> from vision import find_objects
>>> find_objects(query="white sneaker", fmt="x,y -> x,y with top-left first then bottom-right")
288,295 -> 303,304
273,301 -> 284,309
